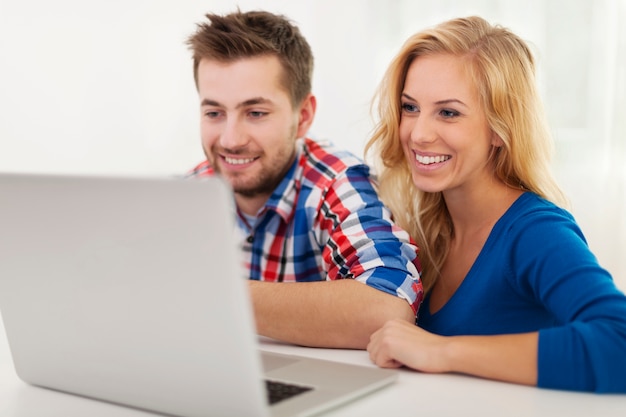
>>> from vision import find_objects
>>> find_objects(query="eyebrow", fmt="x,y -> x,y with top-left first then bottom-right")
201,97 -> 272,108
401,93 -> 468,108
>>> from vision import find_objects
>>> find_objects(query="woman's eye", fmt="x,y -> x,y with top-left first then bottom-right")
440,109 -> 459,118
401,103 -> 419,113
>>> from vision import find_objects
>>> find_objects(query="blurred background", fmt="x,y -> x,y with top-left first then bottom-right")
1,0 -> 624,288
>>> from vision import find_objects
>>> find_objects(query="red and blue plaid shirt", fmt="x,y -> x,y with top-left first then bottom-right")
187,138 -> 423,313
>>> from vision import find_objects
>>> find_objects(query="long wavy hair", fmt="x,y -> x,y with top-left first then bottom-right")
365,16 -> 568,292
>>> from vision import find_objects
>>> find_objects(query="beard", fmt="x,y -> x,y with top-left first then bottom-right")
230,150 -> 295,198
204,121 -> 300,199
206,141 -> 297,199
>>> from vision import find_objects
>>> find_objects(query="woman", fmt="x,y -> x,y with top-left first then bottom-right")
365,16 -> 626,392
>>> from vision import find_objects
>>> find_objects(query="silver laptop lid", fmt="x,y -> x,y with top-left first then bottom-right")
0,173 -> 269,417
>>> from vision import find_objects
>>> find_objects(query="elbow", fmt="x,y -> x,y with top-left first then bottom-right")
367,293 -> 416,331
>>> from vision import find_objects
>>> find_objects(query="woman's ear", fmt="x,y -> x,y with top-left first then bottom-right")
491,131 -> 504,147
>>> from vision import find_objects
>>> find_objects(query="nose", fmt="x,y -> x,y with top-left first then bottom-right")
407,114 -> 436,145
219,118 -> 248,150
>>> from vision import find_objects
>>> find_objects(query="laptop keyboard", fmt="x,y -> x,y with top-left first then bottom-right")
265,380 -> 313,405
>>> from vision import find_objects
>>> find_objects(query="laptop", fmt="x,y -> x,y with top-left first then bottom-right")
0,172 -> 397,417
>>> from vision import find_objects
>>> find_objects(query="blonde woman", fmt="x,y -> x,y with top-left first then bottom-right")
365,16 -> 626,392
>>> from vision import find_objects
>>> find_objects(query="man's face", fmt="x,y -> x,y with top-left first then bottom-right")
197,55 -> 311,212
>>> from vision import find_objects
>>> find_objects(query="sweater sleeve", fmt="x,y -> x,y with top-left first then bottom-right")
509,203 -> 626,392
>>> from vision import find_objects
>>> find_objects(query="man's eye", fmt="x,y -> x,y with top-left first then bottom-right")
249,111 -> 267,118
204,111 -> 221,118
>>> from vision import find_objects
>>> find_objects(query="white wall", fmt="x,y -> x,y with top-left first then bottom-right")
0,0 -> 385,176
1,0 -> 624,290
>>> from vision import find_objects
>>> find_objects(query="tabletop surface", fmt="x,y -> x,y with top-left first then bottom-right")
1,320 -> 625,417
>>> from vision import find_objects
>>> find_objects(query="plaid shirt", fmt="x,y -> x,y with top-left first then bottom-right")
187,138 -> 423,313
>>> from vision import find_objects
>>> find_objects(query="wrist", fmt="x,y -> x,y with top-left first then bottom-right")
441,335 -> 462,374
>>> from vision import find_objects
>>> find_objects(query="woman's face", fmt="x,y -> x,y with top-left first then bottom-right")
399,53 -> 501,197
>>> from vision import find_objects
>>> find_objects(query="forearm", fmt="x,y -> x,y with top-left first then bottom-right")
445,332 -> 538,386
249,279 -> 414,349
368,320 -> 538,386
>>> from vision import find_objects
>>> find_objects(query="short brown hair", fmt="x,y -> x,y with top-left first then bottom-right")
186,10 -> 314,106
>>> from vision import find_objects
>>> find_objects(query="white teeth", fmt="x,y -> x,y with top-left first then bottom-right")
224,156 -> 255,165
415,154 -> 450,165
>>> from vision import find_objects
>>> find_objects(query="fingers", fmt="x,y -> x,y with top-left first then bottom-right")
368,318 -> 442,372
367,319 -> 406,368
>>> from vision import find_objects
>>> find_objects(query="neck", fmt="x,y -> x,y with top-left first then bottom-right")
235,193 -> 271,217
444,180 -> 523,237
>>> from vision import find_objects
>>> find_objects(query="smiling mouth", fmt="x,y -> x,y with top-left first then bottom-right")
415,154 -> 451,165
223,156 -> 257,165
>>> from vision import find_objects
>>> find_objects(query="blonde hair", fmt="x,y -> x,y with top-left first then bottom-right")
365,16 -> 568,292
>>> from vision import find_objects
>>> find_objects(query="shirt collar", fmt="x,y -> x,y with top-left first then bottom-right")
259,139 -> 304,223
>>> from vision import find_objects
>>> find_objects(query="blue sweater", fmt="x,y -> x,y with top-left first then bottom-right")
418,192 -> 626,393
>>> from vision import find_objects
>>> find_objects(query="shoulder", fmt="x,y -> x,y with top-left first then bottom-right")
494,192 -> 601,286
299,138 -> 371,187
501,192 -> 579,238
495,192 -> 587,256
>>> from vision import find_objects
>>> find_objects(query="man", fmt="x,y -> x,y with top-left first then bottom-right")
186,10 -> 422,349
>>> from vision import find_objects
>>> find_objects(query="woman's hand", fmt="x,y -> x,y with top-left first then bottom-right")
367,319 -> 539,386
366,318 -> 452,373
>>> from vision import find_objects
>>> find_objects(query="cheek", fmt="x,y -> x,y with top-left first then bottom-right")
200,131 -> 220,162
398,135 -> 414,163
266,119 -> 297,147
200,123 -> 218,146
398,117 -> 412,143
398,128 -> 413,161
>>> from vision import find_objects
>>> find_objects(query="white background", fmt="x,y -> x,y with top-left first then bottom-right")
1,0 -> 625,289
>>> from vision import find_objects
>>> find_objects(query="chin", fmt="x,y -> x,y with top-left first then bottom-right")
411,178 -> 443,194
230,178 -> 267,196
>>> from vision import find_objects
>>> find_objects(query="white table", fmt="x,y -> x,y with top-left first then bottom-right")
1,320 -> 624,417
